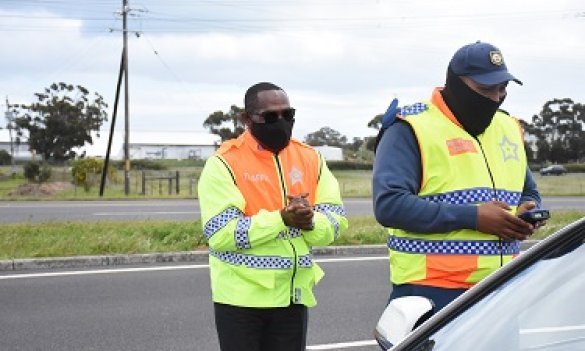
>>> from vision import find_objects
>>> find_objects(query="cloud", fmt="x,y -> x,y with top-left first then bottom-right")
1,1 -> 585,140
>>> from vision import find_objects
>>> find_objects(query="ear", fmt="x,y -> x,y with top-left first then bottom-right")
240,111 -> 252,128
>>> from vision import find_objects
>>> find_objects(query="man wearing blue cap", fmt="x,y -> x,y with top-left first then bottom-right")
373,41 -> 543,311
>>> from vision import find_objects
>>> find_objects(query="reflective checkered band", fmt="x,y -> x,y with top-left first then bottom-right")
399,102 -> 428,117
298,254 -> 313,268
277,228 -> 302,239
235,217 -> 251,249
315,203 -> 346,217
494,189 -> 521,205
422,188 -> 521,206
204,207 -> 242,240
209,249 -> 293,269
315,204 -> 345,239
289,227 -> 302,238
388,236 -> 520,255
315,203 -> 346,239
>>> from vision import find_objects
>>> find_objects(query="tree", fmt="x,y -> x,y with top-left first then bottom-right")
531,98 -> 585,163
12,82 -> 108,163
367,113 -> 384,130
304,127 -> 347,147
203,105 -> 245,142
346,137 -> 365,152
0,149 -> 11,165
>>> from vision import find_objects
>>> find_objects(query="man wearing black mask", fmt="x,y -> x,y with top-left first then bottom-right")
198,82 -> 348,351
373,41 -> 543,312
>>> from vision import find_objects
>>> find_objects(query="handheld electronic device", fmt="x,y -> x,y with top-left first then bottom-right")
518,208 -> 550,224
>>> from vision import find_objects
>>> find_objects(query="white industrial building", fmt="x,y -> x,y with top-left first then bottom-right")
0,129 -> 32,161
80,131 -> 221,160
0,130 -> 221,161
314,145 -> 343,161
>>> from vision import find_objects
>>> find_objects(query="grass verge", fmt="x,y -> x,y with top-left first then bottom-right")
1,211 -> 583,260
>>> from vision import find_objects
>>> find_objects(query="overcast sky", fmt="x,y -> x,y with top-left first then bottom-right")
1,0 -> 584,142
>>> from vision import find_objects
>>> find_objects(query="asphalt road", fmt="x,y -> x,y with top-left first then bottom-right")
1,197 -> 584,223
0,255 -> 388,351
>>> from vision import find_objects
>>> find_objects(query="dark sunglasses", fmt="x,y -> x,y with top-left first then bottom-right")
252,108 -> 296,124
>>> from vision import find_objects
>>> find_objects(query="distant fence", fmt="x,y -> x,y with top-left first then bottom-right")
39,168 -> 201,197
142,171 -> 180,195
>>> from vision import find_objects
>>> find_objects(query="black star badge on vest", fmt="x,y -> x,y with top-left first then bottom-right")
499,135 -> 519,161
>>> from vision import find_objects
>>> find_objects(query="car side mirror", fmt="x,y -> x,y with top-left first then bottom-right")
374,296 -> 435,350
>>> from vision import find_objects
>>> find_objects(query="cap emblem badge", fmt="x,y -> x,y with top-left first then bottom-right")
490,51 -> 504,66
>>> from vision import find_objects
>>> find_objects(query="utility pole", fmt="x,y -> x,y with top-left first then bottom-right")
4,97 -> 16,176
101,1 -> 143,196
122,0 -> 131,195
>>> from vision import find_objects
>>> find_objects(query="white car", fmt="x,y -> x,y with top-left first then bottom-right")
375,216 -> 585,351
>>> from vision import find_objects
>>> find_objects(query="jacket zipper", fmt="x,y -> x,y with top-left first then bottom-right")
473,136 -> 504,266
274,155 -> 298,303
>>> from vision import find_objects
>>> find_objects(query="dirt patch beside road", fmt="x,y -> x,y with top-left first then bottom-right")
9,182 -> 73,196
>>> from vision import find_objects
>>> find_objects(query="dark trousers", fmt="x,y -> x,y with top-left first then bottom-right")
389,283 -> 467,312
214,303 -> 308,351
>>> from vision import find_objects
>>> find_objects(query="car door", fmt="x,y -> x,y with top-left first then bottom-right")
389,217 -> 585,351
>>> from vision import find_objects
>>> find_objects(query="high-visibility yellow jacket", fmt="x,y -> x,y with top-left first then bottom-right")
198,130 -> 348,308
388,89 -> 527,289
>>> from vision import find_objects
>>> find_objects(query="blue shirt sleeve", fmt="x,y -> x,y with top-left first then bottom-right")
520,168 -> 541,206
372,121 -> 477,233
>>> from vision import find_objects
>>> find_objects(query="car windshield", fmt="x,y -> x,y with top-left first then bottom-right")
417,242 -> 585,351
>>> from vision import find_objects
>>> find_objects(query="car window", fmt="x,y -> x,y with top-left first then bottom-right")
418,243 -> 585,351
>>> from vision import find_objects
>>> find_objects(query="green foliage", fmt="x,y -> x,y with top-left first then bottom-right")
109,159 -> 168,170
0,220 -> 206,259
130,159 -> 168,170
327,160 -> 373,170
565,163 -> 585,173
0,149 -> 11,165
529,98 -> 585,163
155,159 -> 205,168
23,161 -> 51,183
203,105 -> 245,142
71,158 -> 111,192
304,127 -> 348,147
11,82 -> 108,162
367,113 -> 384,130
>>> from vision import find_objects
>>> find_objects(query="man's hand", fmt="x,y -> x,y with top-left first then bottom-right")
477,201 -> 534,241
516,201 -> 547,229
280,193 -> 314,230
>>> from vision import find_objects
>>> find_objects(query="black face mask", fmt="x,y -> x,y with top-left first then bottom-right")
441,68 -> 505,137
250,118 -> 294,154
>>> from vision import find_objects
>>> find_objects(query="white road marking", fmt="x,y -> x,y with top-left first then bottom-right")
317,256 -> 387,263
0,256 -> 386,280
307,340 -> 377,349
0,264 -> 209,280
93,211 -> 198,216
0,264 -> 210,279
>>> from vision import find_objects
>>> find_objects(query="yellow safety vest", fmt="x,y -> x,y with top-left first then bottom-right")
388,89 -> 527,288
198,130 -> 348,307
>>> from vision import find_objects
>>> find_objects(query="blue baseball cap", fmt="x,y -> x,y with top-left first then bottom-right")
449,41 -> 522,85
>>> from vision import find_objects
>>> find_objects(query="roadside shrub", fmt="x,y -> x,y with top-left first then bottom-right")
327,160 -> 373,171
110,159 -> 167,171
131,159 -> 168,170
23,161 -> 52,183
565,163 -> 585,173
71,158 -> 117,192
0,150 -> 11,165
